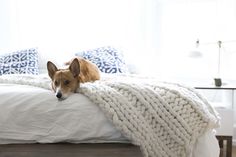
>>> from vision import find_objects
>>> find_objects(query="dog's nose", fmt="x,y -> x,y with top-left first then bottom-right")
56,92 -> 62,99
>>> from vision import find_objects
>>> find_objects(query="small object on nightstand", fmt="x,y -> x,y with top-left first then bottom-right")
214,78 -> 222,87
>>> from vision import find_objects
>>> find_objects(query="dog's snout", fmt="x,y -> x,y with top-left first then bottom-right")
56,92 -> 62,99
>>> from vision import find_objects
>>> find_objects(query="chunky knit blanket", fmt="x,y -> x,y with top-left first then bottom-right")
0,74 -> 220,157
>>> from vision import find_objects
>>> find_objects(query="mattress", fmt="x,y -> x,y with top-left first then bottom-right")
0,83 -> 219,157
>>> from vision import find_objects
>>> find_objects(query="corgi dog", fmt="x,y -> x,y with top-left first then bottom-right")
47,57 -> 100,100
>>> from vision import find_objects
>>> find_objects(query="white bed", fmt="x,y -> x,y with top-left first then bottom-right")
0,82 -> 219,157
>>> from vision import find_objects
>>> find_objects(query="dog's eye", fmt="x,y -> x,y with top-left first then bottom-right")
55,81 -> 58,86
64,80 -> 70,85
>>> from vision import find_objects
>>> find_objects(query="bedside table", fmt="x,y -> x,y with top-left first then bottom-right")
195,86 -> 235,157
215,108 -> 233,157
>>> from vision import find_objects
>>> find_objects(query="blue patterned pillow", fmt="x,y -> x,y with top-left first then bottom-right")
0,48 -> 39,75
76,46 -> 128,74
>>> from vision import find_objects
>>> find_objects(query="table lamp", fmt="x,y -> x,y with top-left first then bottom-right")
190,39 -> 222,87
215,40 -> 222,87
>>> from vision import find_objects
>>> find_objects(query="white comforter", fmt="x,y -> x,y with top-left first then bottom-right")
0,84 -> 127,143
0,74 -> 219,157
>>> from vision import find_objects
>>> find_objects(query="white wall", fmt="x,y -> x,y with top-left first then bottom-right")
0,0 -> 18,50
0,0 -> 162,72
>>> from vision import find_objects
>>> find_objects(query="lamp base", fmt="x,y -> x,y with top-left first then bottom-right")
214,78 -> 222,87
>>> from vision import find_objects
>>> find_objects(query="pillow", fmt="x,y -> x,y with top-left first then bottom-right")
0,48 -> 39,75
76,46 -> 128,74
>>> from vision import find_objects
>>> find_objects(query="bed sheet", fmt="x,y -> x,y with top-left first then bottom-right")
0,84 -> 219,157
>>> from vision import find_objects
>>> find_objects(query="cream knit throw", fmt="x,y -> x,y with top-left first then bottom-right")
0,74 -> 220,157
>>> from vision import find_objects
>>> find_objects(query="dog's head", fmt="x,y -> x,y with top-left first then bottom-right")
47,58 -> 80,100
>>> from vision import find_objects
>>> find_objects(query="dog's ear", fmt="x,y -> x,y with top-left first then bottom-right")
47,61 -> 58,79
69,58 -> 80,78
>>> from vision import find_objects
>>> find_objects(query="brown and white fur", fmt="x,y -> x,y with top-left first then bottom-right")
47,57 -> 100,100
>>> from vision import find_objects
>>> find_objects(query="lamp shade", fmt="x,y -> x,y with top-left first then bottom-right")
189,50 -> 203,58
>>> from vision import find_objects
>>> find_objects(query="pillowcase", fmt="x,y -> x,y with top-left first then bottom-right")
0,48 -> 39,75
76,46 -> 128,74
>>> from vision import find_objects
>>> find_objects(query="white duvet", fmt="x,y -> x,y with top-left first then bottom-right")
0,84 -> 127,143
0,76 -> 219,157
